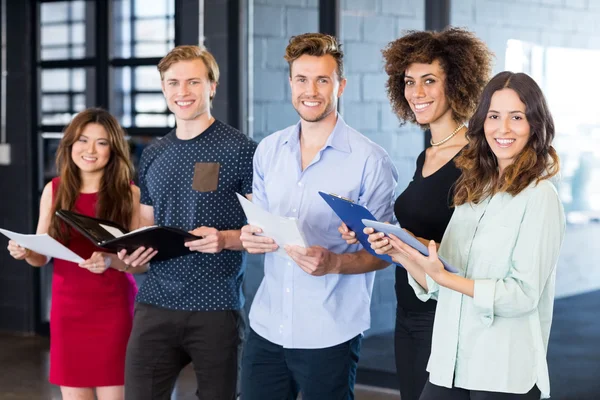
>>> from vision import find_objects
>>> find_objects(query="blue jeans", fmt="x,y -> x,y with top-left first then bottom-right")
241,329 -> 361,400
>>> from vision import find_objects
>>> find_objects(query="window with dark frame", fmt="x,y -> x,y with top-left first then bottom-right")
35,0 -> 180,328
37,0 -> 176,188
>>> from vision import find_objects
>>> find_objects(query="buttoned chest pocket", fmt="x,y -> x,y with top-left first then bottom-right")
192,162 -> 220,192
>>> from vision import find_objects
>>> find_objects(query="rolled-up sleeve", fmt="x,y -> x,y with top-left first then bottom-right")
472,182 -> 565,322
251,141 -> 269,210
407,272 -> 440,301
359,155 -> 398,223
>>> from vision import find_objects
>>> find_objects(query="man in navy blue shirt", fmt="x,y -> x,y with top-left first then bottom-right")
122,45 -> 256,400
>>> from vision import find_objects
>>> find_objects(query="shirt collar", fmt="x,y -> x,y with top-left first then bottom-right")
282,113 -> 351,154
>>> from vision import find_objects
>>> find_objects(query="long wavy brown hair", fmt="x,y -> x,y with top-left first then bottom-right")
382,28 -> 493,127
49,108 -> 134,243
453,72 -> 560,205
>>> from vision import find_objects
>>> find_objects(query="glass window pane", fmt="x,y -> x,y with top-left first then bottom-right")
41,2 -> 69,24
134,0 -> 171,18
135,94 -> 167,113
72,69 -> 86,91
112,0 -> 175,58
134,66 -> 161,91
41,48 -> 70,60
72,45 -> 86,59
71,23 -> 86,45
135,19 -> 169,42
74,94 -> 86,112
41,25 -> 70,46
135,114 -> 168,127
41,69 -> 71,92
71,1 -> 85,21
112,66 -> 172,128
40,68 -> 90,125
40,1 -> 91,60
134,43 -> 170,58
42,95 -> 69,112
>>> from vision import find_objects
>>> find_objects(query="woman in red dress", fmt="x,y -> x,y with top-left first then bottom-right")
7,108 -> 156,400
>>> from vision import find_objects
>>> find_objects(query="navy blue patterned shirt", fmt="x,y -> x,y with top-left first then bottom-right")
136,120 -> 257,311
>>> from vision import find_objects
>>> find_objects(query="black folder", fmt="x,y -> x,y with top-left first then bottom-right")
55,210 -> 201,262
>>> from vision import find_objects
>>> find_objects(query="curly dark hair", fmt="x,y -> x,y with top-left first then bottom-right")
453,71 -> 560,205
382,27 -> 494,127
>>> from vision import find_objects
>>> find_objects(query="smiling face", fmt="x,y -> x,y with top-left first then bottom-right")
161,59 -> 216,122
71,123 -> 111,175
403,59 -> 452,125
289,54 -> 346,123
484,88 -> 531,173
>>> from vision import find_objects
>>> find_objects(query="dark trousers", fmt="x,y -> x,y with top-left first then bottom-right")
125,302 -> 241,400
241,329 -> 361,400
395,306 -> 435,400
420,381 -> 541,400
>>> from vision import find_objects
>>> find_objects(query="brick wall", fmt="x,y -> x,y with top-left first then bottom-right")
245,0 -> 425,337
245,0 -> 600,338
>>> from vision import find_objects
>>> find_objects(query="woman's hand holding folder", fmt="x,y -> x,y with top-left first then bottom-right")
117,246 -> 157,270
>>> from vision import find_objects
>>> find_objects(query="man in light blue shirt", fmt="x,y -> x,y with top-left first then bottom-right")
240,33 -> 398,400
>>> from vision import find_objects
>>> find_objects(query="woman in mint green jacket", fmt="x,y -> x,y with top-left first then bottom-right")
367,71 -> 565,400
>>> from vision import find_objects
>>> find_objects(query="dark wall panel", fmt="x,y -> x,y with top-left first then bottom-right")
0,0 -> 37,333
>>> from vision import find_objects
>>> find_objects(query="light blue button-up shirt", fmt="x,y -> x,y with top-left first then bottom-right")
249,115 -> 398,349
408,180 -> 565,398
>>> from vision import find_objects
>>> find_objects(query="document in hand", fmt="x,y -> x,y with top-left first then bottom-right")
362,219 -> 458,273
55,210 -> 201,262
236,193 -> 308,258
318,191 -> 392,263
0,228 -> 84,263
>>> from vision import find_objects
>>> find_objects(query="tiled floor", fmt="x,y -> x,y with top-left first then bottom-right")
359,288 -> 600,400
0,333 -> 399,400
3,223 -> 598,399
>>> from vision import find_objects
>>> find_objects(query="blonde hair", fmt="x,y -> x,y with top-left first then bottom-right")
158,45 -> 220,100
284,33 -> 344,80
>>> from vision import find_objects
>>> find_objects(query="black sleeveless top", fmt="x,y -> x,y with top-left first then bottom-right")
394,147 -> 462,312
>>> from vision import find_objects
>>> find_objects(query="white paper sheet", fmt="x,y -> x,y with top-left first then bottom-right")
236,193 -> 307,257
99,223 -> 125,238
0,228 -> 84,264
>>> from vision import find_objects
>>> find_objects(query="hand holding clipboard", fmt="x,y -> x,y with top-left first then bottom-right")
318,192 -> 393,263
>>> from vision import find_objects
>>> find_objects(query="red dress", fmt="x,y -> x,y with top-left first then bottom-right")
49,178 -> 137,387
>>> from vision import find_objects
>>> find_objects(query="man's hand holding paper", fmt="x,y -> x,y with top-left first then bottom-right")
237,194 -> 307,257
284,245 -> 340,276
240,225 -> 278,254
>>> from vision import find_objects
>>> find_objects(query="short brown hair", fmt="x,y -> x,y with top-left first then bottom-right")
382,27 -> 493,126
158,45 -> 220,85
284,33 -> 344,79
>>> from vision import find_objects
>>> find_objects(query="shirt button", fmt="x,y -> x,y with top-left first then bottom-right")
292,208 -> 297,212
297,182 -> 303,187
286,288 -> 291,293
287,262 -> 292,266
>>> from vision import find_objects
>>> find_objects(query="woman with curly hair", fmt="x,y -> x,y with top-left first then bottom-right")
368,72 -> 564,399
342,27 -> 493,400
6,108 -> 153,400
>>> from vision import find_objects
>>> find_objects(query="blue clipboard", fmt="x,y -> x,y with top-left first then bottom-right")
318,191 -> 393,263
362,219 -> 458,273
